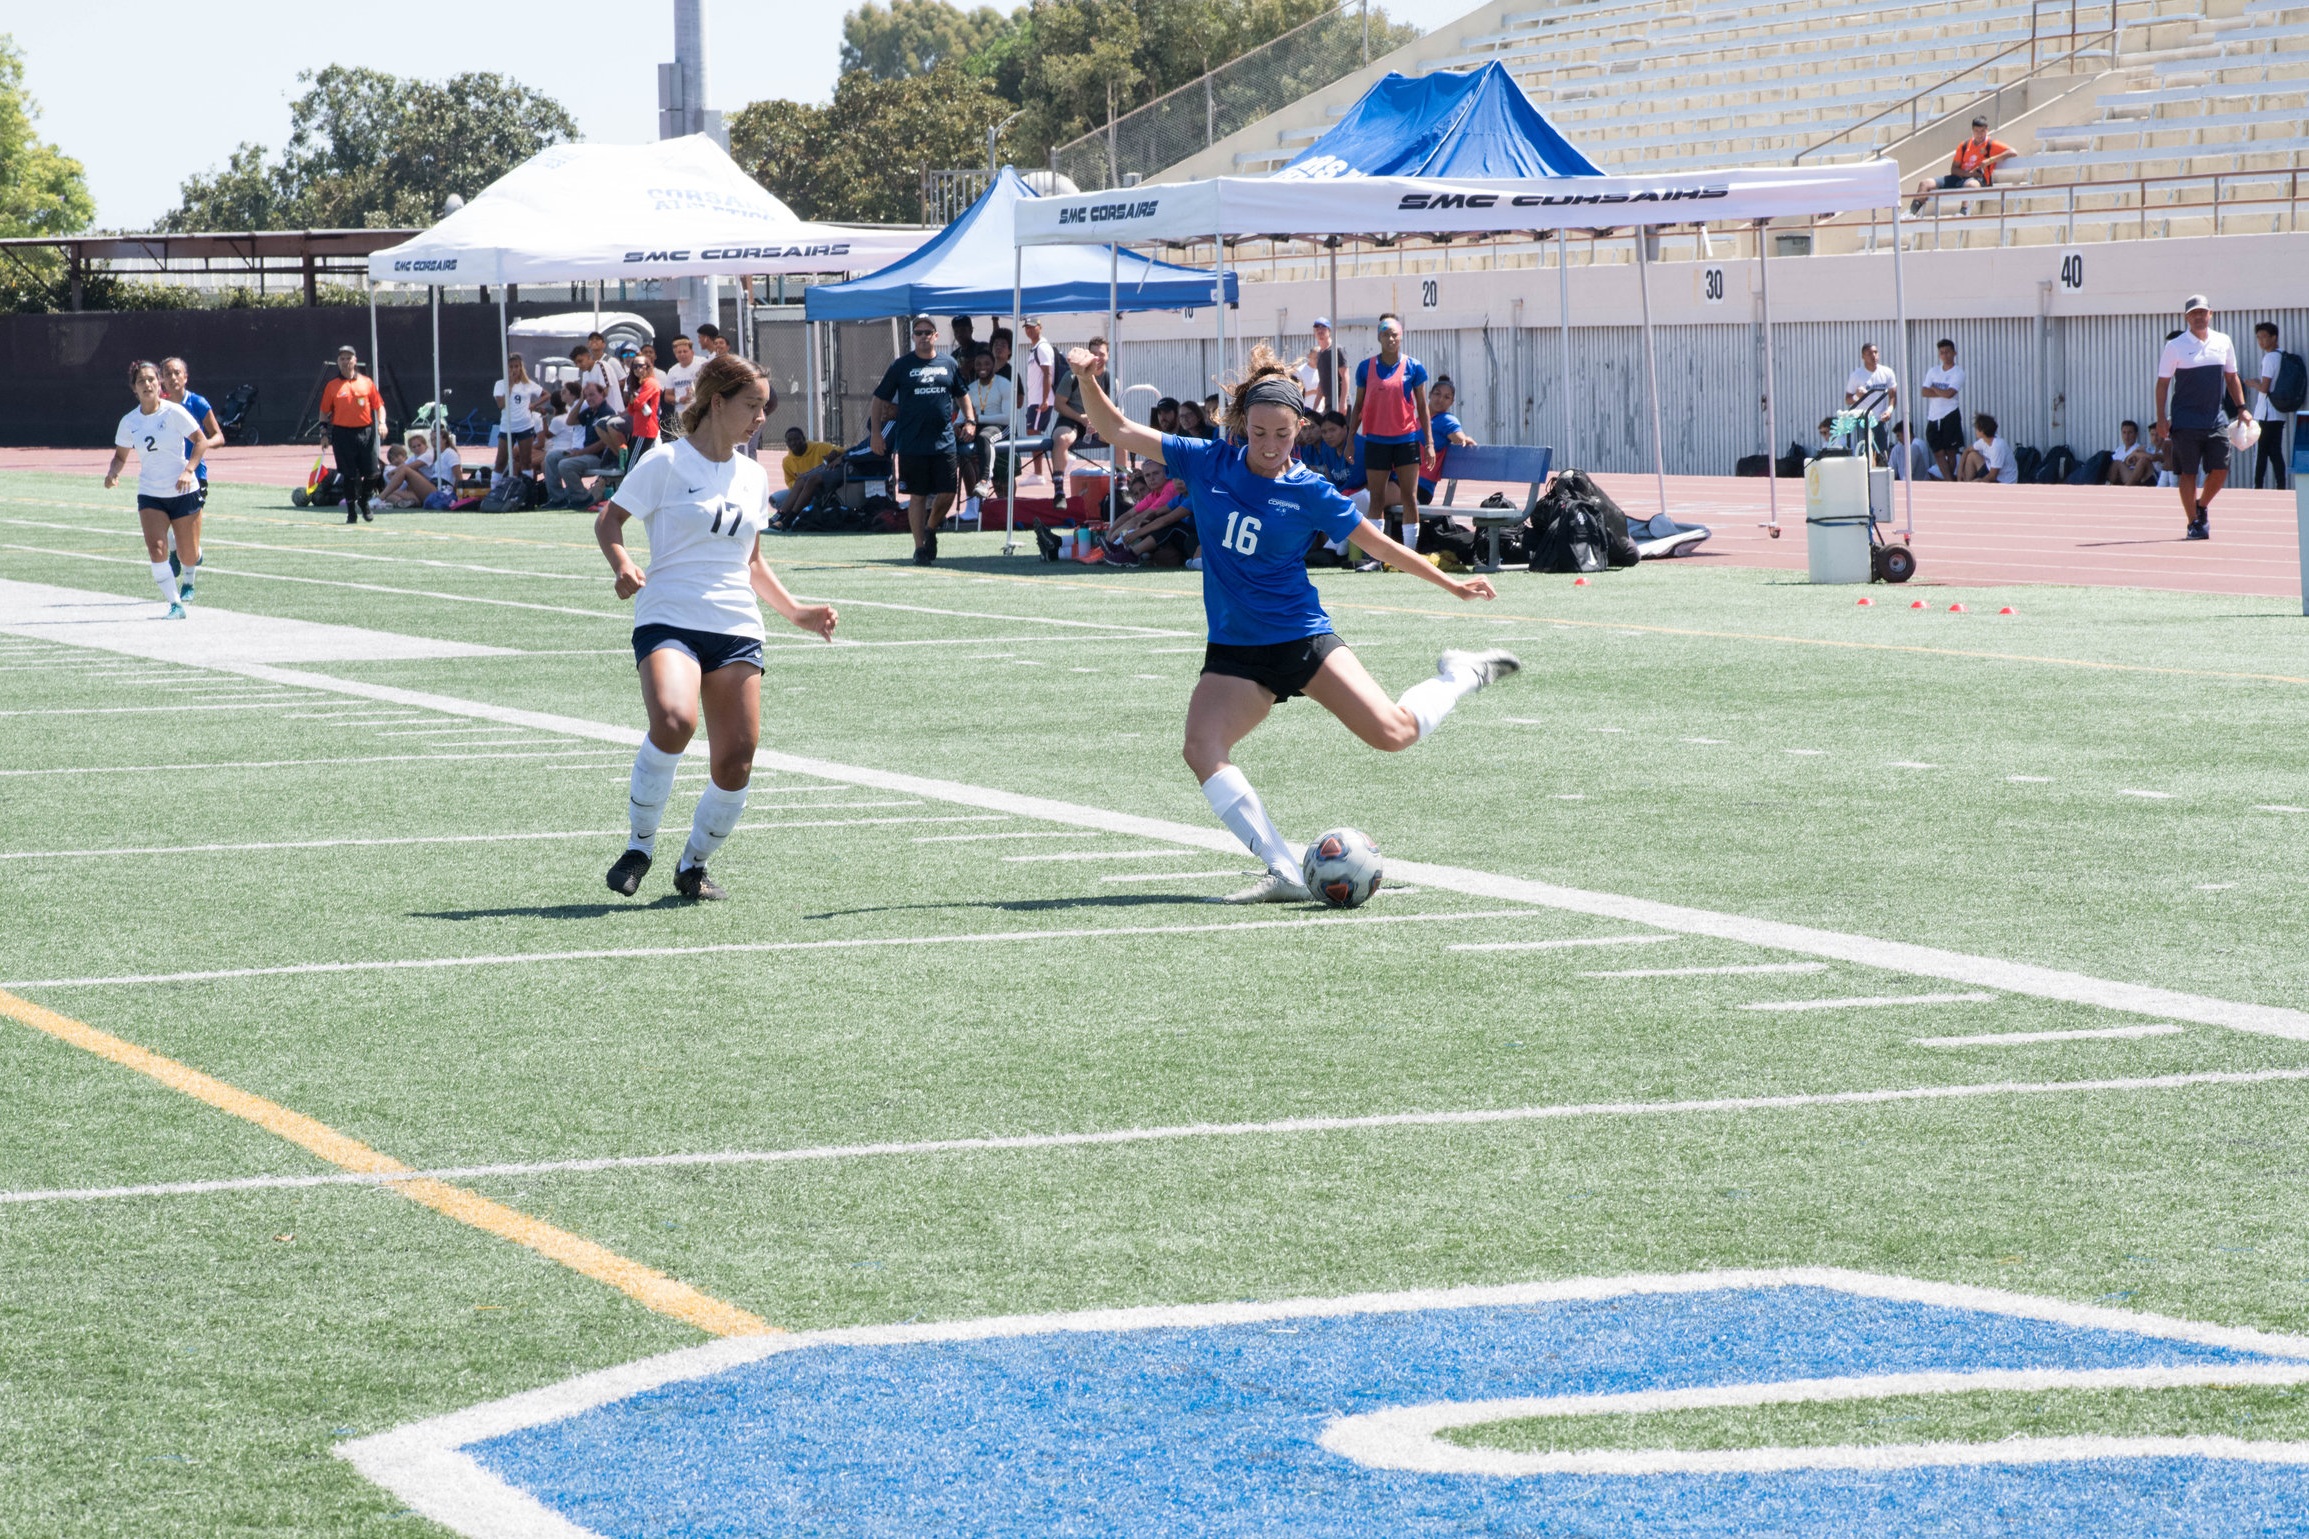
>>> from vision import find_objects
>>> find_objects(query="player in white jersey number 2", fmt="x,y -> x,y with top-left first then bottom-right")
104,360 -> 208,619
596,354 -> 838,902
1061,344 -> 1520,904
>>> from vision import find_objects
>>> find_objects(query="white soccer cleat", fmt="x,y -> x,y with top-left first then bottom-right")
1218,868 -> 1313,905
1437,648 -> 1521,690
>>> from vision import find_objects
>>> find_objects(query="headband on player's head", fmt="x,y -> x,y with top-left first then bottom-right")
1243,376 -> 1305,415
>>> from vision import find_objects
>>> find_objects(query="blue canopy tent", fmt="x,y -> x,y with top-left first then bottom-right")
807,166 -> 1237,549
1272,64 -> 1621,513
1273,60 -> 1601,182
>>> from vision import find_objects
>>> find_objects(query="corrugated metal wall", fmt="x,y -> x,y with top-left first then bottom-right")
1110,309 -> 2309,473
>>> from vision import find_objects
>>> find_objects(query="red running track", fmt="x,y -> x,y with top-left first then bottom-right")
6,447 -> 2298,600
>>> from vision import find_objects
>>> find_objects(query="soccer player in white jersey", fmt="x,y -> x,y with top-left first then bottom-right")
595,354 -> 838,902
103,360 -> 207,619
1060,344 -> 1519,903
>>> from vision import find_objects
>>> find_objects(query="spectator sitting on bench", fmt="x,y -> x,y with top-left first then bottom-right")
1957,412 -> 2016,483
1908,116 -> 2013,215
1417,374 -> 1478,505
545,384 -> 627,507
963,348 -> 1017,496
2107,419 -> 2157,486
772,426 -> 839,522
1050,336 -> 1109,488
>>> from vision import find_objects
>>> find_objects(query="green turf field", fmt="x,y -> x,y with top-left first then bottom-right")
5,468 -> 2309,1534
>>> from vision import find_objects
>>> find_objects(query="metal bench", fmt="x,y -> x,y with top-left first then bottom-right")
1438,445 -> 1555,573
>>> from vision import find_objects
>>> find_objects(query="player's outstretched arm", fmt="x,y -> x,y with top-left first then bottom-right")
1064,348 -> 1162,464
749,545 -> 837,641
103,447 -> 129,490
1346,518 -> 1497,601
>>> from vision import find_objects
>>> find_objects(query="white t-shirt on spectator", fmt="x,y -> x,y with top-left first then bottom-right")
2257,349 -> 2287,421
1922,362 -> 1965,421
967,374 -> 1016,431
2114,436 -> 2147,461
578,360 -> 625,413
663,359 -> 702,413
612,438 -> 770,640
428,445 -> 462,484
114,401 -> 202,497
547,410 -> 586,456
1021,339 -> 1056,410
494,379 -> 545,433
1973,435 -> 2017,483
1845,364 -> 1898,421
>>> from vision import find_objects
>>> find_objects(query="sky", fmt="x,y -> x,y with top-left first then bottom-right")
11,0 -> 1476,231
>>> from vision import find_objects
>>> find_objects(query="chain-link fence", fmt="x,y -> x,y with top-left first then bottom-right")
1050,2 -> 1403,193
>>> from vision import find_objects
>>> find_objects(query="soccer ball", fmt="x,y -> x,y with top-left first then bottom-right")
1301,827 -> 1383,909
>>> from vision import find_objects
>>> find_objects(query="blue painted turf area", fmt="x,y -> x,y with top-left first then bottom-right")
471,1284 -> 2309,1536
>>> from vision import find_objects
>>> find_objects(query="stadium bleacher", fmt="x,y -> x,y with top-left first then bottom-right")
1216,0 -> 2309,249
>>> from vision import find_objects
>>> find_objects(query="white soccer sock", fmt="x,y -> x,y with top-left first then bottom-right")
625,740 -> 683,855
150,561 -> 177,605
1201,765 -> 1293,875
678,780 -> 749,871
1397,661 -> 1483,743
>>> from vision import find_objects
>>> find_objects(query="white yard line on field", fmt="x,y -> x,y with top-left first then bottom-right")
1451,936 -> 1678,952
11,1066 -> 2309,1208
1744,993 -> 1999,1012
1005,849 -> 1208,863
1098,870 -> 1247,883
1587,963 -> 1831,978
0,750 -> 629,778
1912,1024 -> 2186,1047
32,645 -> 2309,1046
0,814 -> 1009,863
0,910 -> 1540,990
0,545 -> 623,619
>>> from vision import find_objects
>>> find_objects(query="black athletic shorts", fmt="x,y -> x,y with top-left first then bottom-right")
1925,413 -> 1965,454
898,452 -> 957,496
1362,438 -> 1422,471
1202,631 -> 1345,703
632,622 -> 765,674
137,491 -> 203,520
2167,427 -> 2229,477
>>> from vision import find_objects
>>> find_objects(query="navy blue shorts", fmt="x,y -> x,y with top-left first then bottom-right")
1203,631 -> 1345,703
1361,438 -> 1422,471
632,623 -> 765,674
138,491 -> 203,520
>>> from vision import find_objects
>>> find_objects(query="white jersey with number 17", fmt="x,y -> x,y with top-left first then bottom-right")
613,438 -> 771,639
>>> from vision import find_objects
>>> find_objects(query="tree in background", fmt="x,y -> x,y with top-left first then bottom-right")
164,67 -> 578,231
730,63 -> 1012,224
842,0 -> 1022,79
0,35 -> 95,311
733,0 -> 1417,219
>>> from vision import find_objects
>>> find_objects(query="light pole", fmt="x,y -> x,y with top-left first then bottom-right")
987,109 -> 1025,181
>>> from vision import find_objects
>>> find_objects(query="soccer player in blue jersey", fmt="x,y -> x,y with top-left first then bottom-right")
1061,344 -> 1520,903
160,357 -> 223,589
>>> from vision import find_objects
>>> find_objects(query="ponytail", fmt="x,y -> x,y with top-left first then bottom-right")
679,352 -> 770,436
1221,343 -> 1300,436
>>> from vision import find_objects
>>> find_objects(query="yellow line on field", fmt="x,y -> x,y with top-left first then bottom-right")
0,986 -> 775,1338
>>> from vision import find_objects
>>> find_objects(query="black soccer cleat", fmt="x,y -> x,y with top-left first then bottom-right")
606,848 -> 651,897
673,862 -> 726,901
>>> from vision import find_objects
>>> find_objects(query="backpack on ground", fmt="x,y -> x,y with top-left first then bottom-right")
1735,452 -> 1770,477
1527,468 -> 1639,573
2012,445 -> 2043,483
1775,441 -> 1809,478
2067,448 -> 2113,486
2273,352 -> 2308,415
2034,445 -> 2077,484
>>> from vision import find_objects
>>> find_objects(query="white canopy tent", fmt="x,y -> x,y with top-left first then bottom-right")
363,136 -> 931,451
1015,161 -> 1911,533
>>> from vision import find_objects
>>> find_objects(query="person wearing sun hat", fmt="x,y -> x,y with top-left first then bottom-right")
2154,294 -> 2247,540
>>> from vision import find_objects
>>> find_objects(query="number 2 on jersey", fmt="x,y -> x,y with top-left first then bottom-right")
1220,512 -> 1261,555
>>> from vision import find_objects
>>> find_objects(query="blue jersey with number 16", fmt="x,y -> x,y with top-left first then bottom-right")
1161,431 -> 1365,647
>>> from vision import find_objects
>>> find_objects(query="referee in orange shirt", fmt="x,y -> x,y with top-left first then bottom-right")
319,344 -> 387,523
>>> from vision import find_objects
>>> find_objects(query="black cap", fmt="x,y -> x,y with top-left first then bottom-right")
1971,115 -> 1989,127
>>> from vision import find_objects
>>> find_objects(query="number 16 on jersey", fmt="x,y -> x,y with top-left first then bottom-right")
1220,512 -> 1261,554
